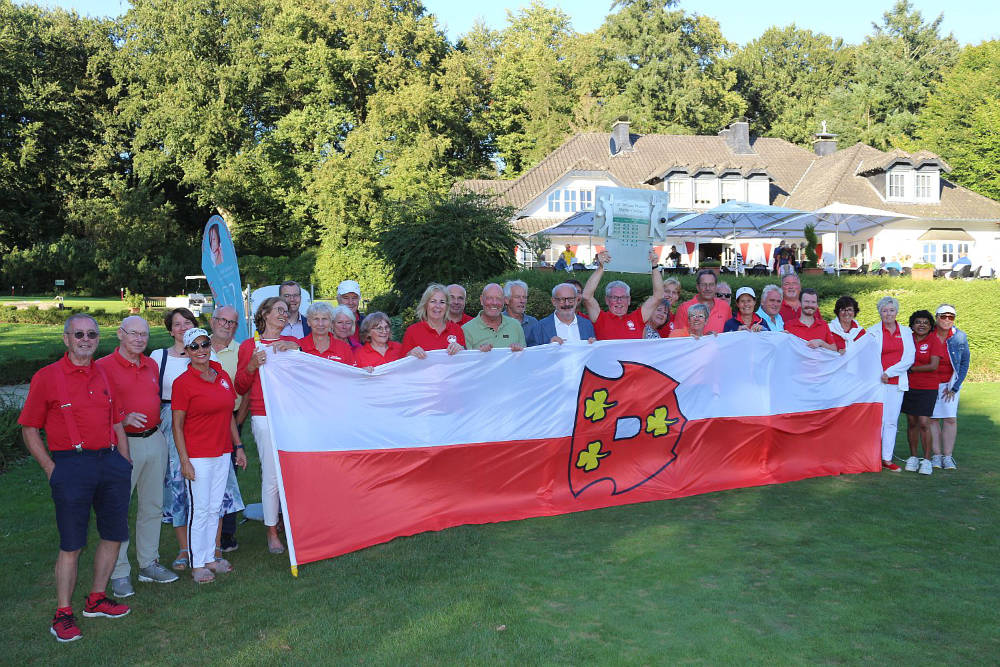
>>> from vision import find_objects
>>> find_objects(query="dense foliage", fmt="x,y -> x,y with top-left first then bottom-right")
0,0 -> 994,301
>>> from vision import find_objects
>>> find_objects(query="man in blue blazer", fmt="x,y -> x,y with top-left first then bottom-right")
526,283 -> 596,346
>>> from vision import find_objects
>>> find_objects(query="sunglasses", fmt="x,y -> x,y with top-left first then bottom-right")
716,292 -> 732,299
185,340 -> 211,351
71,330 -> 99,340
937,314 -> 955,320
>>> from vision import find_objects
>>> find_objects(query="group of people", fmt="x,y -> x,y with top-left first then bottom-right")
20,264 -> 970,642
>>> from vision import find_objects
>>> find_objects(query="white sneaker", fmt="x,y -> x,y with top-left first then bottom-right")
904,456 -> 920,472
931,455 -> 943,468
943,456 -> 957,470
918,458 -> 932,475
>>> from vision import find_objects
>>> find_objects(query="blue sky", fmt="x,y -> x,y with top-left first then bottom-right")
27,0 -> 1000,46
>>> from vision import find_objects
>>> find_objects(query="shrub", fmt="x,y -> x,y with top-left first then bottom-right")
0,393 -> 25,471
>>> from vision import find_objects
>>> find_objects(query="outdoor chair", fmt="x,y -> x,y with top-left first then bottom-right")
571,263 -> 586,271
957,264 -> 973,279
857,264 -> 868,275
887,268 -> 900,277
901,267 -> 911,276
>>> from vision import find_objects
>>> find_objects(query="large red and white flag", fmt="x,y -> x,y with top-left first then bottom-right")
260,333 -> 883,571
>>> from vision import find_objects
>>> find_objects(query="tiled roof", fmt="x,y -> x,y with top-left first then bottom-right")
453,129 -> 1000,224
783,143 -> 1000,220
856,149 -> 952,175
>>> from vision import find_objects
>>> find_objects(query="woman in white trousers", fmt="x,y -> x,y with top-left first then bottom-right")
866,296 -> 914,471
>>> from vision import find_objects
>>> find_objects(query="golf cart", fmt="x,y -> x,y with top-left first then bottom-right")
165,275 -> 214,316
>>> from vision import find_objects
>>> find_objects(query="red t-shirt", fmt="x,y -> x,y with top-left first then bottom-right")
450,313 -> 473,326
299,333 -> 355,365
779,301 -> 801,324
19,354 -> 123,451
234,336 -> 300,416
880,323 -> 904,385
936,329 -> 954,383
591,309 -> 645,340
96,347 -> 162,433
171,361 -> 236,458
354,341 -> 405,368
909,334 -> 946,390
402,321 -> 466,353
673,298 -> 730,334
784,316 -> 836,346
831,321 -> 866,351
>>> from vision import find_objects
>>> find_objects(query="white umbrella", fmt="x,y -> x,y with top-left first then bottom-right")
661,200 -> 805,238
764,202 -> 915,274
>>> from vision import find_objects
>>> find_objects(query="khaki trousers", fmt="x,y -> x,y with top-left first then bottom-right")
112,429 -> 169,578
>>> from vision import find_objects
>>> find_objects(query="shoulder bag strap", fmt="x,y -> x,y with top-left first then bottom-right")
158,348 -> 169,400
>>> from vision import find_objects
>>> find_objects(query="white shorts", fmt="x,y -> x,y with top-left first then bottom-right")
931,381 -> 960,419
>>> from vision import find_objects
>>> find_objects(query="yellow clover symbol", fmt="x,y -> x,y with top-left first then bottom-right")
576,441 -> 609,472
584,389 -> 617,422
645,406 -> 679,437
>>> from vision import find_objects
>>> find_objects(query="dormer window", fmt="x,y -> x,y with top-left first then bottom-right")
547,190 -> 561,213
580,190 -> 593,210
884,165 -> 940,203
915,173 -> 933,200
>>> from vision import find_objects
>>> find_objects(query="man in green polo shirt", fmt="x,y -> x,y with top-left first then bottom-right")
462,283 -> 526,352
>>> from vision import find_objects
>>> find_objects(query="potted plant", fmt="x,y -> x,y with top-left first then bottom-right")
911,262 -> 935,281
699,259 -> 721,276
123,288 -> 144,314
801,225 -> 824,275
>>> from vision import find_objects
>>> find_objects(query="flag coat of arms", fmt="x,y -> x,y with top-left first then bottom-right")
259,332 -> 883,571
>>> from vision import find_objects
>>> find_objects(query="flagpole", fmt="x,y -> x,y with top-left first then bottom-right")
259,351 -> 300,577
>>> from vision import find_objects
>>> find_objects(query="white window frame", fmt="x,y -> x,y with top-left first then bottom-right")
888,172 -> 905,200
547,190 -> 561,213
563,189 -> 577,213
921,242 -> 937,265
693,179 -> 713,207
580,189 -> 593,210
941,243 -> 954,264
915,173 -> 933,200
720,179 -> 741,204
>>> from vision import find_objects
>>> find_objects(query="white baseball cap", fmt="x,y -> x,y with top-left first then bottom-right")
935,305 -> 956,317
182,328 -> 210,347
735,287 -> 756,301
337,280 -> 361,297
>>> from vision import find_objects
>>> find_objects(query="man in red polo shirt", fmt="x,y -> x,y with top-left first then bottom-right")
19,314 -> 132,642
581,249 -> 664,340
446,284 -> 473,325
784,289 -> 839,352
673,270 -> 732,334
97,316 -> 179,599
778,273 -> 802,323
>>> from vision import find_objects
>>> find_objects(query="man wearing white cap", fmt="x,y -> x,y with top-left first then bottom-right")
337,280 -> 364,346
279,281 -> 310,338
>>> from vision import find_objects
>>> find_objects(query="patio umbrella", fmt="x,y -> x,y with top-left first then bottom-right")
763,202 -> 915,275
660,200 -> 805,239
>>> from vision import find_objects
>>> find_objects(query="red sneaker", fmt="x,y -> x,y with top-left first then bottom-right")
51,609 -> 82,642
82,594 -> 130,619
882,460 -> 902,472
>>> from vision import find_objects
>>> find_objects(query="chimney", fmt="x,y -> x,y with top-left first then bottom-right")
719,119 -> 753,154
610,117 -> 633,155
812,121 -> 838,156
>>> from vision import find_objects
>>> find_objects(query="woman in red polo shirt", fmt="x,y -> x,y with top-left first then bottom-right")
354,312 -> 407,369
234,296 -> 299,554
401,284 -> 465,357
299,301 -> 355,365
829,295 -> 866,350
866,296 -> 915,472
172,329 -> 247,584
901,310 -> 943,475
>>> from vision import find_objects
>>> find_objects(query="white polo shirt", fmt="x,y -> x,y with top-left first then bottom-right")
554,314 -> 583,343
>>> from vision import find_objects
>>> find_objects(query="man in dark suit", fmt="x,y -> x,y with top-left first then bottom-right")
526,283 -> 596,346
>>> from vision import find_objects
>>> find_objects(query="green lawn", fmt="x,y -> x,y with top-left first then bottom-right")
2,383 -> 997,663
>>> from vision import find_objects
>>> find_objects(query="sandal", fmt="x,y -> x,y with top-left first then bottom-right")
191,567 -> 215,584
267,539 -> 286,555
207,558 -> 233,574
172,549 -> 190,571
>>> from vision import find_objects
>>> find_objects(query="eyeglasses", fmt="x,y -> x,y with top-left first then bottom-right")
119,328 -> 149,338
716,293 -> 732,299
71,330 -> 99,340
937,314 -> 955,320
213,317 -> 237,327
371,325 -> 392,332
554,297 -> 576,303
606,295 -> 629,302
185,340 -> 211,351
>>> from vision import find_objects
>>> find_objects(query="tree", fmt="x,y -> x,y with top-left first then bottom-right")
376,193 -> 518,307
732,26 -> 853,145
914,41 -> 1000,201
815,1 -> 958,149
576,0 -> 745,135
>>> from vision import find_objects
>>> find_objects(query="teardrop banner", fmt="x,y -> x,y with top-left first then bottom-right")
201,215 -> 248,342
